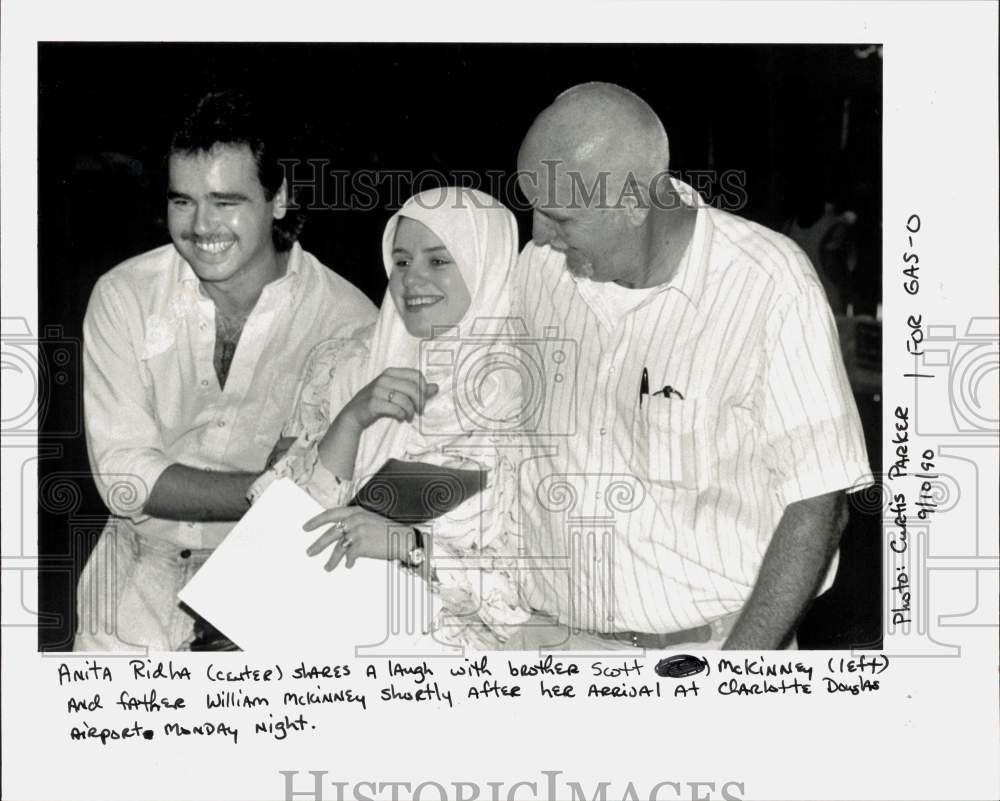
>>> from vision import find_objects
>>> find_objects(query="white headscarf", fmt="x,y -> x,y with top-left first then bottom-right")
350,186 -> 521,490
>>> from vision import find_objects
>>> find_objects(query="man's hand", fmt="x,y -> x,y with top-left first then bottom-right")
723,490 -> 849,650
265,436 -> 296,470
303,506 -> 416,572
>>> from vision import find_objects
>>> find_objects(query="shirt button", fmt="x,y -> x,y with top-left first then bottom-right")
201,379 -> 209,387
199,322 -> 208,331
217,420 -> 226,428
599,427 -> 607,436
179,549 -> 192,559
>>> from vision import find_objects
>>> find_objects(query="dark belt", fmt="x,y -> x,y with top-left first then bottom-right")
596,623 -> 714,650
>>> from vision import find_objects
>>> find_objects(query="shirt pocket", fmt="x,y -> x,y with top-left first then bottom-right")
636,399 -> 701,489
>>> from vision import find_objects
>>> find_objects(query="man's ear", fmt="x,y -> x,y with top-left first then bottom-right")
618,176 -> 651,227
272,179 -> 289,220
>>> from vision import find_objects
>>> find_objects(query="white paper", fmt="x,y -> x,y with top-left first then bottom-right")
178,478 -> 448,655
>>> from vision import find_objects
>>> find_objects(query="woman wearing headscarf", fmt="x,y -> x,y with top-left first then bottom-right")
250,186 -> 530,648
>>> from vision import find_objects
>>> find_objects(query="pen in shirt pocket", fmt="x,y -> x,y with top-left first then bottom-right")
640,366 -> 686,414
639,367 -> 650,408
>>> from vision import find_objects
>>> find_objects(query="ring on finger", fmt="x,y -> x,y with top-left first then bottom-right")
340,535 -> 354,549
387,389 -> 396,403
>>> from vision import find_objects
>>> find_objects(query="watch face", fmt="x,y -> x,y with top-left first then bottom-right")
408,547 -> 425,567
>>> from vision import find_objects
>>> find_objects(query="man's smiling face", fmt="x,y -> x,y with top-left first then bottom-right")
167,143 -> 286,291
517,156 -> 634,283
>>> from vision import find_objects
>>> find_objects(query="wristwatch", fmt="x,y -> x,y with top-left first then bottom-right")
404,528 -> 426,568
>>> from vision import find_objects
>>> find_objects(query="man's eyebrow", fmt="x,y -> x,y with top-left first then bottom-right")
422,246 -> 449,253
165,190 -> 251,202
537,207 -> 570,222
207,191 -> 250,202
391,247 -> 412,255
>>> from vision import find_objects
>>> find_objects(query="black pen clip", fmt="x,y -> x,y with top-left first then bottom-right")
639,367 -> 649,407
652,384 -> 685,400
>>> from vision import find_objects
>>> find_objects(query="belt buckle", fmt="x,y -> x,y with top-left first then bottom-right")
605,629 -> 657,649
609,630 -> 643,648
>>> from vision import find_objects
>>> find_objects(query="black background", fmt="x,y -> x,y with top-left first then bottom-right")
37,42 -> 882,650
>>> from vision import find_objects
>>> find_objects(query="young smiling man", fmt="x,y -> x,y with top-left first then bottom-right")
76,91 -> 376,651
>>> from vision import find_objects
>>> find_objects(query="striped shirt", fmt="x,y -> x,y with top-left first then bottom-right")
512,180 -> 872,635
83,242 -> 377,549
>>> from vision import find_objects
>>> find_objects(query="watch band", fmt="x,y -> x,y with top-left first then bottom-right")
405,528 -> 426,568
411,528 -> 425,550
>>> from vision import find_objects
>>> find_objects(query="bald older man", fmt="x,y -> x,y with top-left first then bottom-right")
509,83 -> 872,651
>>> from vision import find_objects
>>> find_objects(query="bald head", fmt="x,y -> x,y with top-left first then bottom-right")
517,83 -> 683,286
518,82 -> 670,198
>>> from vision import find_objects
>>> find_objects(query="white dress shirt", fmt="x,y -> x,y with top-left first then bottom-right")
83,241 -> 377,549
513,180 -> 873,635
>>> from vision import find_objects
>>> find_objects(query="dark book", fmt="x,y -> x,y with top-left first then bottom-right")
349,458 -> 487,523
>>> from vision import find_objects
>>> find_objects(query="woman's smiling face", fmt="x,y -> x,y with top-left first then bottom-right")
388,216 -> 472,338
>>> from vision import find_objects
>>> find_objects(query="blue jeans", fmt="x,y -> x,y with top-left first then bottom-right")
73,521 -> 213,652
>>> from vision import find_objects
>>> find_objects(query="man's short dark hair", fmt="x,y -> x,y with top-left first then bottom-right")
169,90 -> 303,252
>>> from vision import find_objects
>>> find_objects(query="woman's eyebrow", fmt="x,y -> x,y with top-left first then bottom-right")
422,245 -> 449,253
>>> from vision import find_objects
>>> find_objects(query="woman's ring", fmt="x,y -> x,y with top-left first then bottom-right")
387,390 -> 396,403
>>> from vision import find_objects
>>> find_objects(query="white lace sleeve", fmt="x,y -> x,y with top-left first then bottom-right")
281,333 -> 372,440
249,434 -> 355,509
248,333 -> 370,508
425,450 -> 531,647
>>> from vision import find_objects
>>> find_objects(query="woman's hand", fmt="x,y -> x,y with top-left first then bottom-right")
303,506 -> 416,571
340,368 -> 439,431
315,369 -> 438,481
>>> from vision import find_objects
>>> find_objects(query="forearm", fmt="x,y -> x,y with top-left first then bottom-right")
144,463 -> 259,521
723,490 -> 847,650
316,411 -> 364,481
